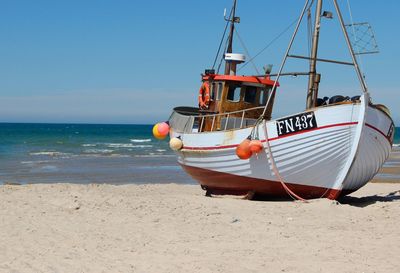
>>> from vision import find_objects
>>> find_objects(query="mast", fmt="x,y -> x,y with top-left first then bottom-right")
306,0 -> 323,109
224,0 -> 238,75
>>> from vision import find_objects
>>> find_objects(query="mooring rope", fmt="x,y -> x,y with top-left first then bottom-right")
261,120 -> 308,202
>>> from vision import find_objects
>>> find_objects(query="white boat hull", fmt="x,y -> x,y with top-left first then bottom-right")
170,98 -> 393,199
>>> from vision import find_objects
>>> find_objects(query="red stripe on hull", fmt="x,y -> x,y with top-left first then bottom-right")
182,122 -> 358,151
181,164 -> 342,200
365,123 -> 391,144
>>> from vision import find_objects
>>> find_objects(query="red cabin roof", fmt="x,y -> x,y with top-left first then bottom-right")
202,74 -> 279,86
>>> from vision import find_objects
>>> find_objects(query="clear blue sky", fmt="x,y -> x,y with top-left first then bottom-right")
0,0 -> 399,124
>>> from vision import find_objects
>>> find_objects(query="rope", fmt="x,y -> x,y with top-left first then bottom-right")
260,0 -> 313,118
238,18 -> 299,72
234,28 -> 260,74
216,36 -> 230,74
346,0 -> 366,79
261,120 -> 307,202
212,8 -> 233,70
307,7 -> 312,63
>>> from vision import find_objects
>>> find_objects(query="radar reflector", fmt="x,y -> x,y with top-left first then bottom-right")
345,22 -> 379,55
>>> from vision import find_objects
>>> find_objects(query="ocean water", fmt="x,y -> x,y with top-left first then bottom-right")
394,127 -> 400,147
0,123 -> 195,185
0,123 -> 399,185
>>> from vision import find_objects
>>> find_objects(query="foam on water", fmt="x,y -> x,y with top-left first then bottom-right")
82,144 -> 97,147
83,149 -> 114,154
130,139 -> 152,143
132,145 -> 153,148
134,154 -> 175,158
106,143 -> 153,148
29,165 -> 60,173
40,165 -> 59,172
21,160 -> 49,164
30,151 -> 72,157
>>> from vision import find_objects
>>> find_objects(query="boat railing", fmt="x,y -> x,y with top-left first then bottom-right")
169,106 -> 264,133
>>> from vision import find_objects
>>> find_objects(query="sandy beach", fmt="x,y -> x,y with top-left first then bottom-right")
0,181 -> 399,273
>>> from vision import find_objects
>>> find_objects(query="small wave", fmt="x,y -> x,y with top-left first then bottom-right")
110,154 -> 130,158
156,149 -> 167,152
30,151 -> 71,157
40,165 -> 59,172
21,160 -> 50,165
82,144 -> 97,147
134,155 -> 175,158
83,149 -> 114,154
106,143 -> 153,148
30,165 -> 59,173
130,139 -> 152,143
393,144 -> 400,147
383,161 -> 400,167
133,145 -> 153,148
81,153 -> 130,158
106,143 -> 135,148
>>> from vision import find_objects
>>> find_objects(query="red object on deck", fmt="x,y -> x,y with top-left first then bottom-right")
203,74 -> 279,86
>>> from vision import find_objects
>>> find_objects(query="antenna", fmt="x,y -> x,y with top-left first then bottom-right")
224,0 -> 238,75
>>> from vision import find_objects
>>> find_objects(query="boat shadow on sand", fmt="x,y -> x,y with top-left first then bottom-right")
338,190 -> 400,208
246,190 -> 400,208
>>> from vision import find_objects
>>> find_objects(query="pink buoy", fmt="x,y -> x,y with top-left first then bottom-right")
152,124 -> 166,140
157,122 -> 170,136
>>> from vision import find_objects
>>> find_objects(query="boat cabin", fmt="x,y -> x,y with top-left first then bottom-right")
198,73 -> 278,132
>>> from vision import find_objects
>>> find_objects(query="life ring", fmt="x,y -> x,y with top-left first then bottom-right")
198,81 -> 210,109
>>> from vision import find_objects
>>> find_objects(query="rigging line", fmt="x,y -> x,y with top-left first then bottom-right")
238,18 -> 299,71
212,8 -> 233,70
307,0 -> 315,59
307,7 -> 312,64
346,0 -> 365,79
234,28 -> 261,74
307,0 -> 316,66
333,0 -> 367,93
261,0 -> 312,118
217,35 -> 230,74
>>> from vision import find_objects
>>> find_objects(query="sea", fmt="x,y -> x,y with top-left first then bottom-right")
0,123 -> 399,185
0,123 -> 195,185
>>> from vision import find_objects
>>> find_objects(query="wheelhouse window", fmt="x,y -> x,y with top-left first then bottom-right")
259,87 -> 271,105
211,82 -> 223,101
244,86 -> 257,104
210,82 -> 217,101
216,82 -> 223,100
227,83 -> 241,102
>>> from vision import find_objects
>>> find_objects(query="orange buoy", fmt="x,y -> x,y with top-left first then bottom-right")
249,140 -> 263,154
152,124 -> 166,140
236,138 -> 252,160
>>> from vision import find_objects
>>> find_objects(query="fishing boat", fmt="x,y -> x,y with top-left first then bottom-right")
157,0 -> 395,200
